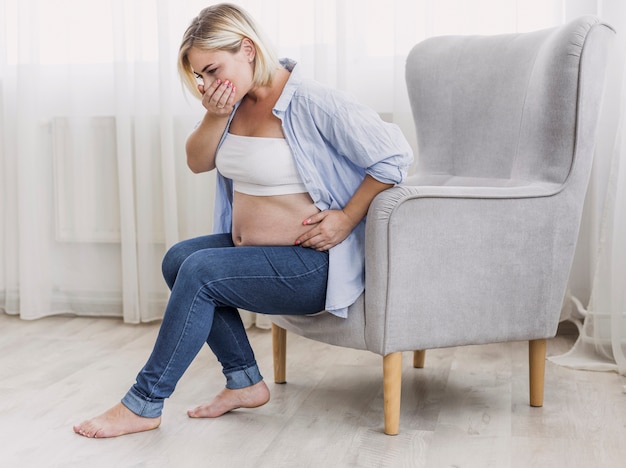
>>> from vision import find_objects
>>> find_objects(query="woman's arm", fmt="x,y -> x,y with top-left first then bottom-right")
186,113 -> 229,173
295,174 -> 393,251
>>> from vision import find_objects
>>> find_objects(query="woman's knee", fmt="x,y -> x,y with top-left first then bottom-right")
162,234 -> 234,290
162,242 -> 190,290
171,250 -> 222,295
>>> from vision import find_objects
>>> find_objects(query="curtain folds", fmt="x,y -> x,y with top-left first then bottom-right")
551,5 -> 626,376
1,0 -> 625,372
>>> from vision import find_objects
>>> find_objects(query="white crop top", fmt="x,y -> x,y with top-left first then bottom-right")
215,133 -> 307,196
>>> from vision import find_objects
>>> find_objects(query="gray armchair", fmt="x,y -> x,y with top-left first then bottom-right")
270,16 -> 615,435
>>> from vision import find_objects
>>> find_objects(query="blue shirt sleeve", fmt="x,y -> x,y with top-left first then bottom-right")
298,82 -> 413,185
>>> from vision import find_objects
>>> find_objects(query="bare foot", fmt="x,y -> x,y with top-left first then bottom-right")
187,381 -> 270,418
73,402 -> 161,438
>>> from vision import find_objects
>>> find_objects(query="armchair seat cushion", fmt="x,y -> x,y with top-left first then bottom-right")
270,294 -> 368,351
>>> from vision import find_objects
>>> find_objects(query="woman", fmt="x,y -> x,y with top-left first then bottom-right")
74,3 -> 412,438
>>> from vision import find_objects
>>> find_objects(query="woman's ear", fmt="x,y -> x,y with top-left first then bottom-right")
241,38 -> 256,62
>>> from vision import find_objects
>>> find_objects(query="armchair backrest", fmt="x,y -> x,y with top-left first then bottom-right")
405,16 -> 614,186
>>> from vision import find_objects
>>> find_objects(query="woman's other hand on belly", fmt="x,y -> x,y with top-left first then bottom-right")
294,209 -> 358,251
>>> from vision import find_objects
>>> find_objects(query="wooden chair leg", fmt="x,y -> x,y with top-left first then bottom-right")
413,350 -> 426,368
529,338 -> 546,407
383,352 -> 402,435
272,323 -> 287,384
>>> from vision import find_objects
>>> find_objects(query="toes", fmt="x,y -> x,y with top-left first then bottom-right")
73,423 -> 87,436
73,421 -> 99,438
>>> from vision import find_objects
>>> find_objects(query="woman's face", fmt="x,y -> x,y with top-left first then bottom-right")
187,42 -> 254,100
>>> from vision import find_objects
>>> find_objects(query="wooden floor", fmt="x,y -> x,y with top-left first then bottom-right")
1,312 -> 625,468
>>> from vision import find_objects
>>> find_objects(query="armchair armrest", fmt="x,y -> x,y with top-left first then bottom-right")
363,179 -> 576,355
392,174 -> 562,201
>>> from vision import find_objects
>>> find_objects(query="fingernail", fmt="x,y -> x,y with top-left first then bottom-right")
216,79 -> 222,85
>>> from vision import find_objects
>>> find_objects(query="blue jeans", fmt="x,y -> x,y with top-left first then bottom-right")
121,233 -> 329,418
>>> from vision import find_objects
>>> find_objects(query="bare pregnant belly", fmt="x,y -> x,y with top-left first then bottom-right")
231,192 -> 321,246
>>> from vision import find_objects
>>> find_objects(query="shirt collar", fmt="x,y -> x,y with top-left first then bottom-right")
273,58 -> 301,114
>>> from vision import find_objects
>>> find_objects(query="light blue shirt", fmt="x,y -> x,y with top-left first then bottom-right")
213,59 -> 413,317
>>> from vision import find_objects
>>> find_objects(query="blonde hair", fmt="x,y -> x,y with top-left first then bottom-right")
178,3 -> 279,98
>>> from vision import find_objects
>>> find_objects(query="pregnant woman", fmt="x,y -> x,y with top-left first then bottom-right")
74,2 -> 412,438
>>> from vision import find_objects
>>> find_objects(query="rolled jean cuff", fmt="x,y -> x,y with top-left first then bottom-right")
225,364 -> 263,390
121,386 -> 165,418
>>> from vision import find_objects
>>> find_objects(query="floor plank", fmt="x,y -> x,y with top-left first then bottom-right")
1,312 -> 625,468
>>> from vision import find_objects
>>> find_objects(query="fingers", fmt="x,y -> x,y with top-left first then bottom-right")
295,213 -> 323,246
302,212 -> 323,226
295,210 -> 354,251
295,213 -> 334,251
213,80 -> 235,108
294,229 -> 320,249
295,233 -> 330,251
202,79 -> 237,115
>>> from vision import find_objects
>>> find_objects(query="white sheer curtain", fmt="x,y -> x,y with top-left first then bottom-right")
551,1 -> 626,379
1,1 -> 624,357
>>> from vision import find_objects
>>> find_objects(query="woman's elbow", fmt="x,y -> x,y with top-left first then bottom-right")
187,158 -> 213,174
185,144 -> 214,173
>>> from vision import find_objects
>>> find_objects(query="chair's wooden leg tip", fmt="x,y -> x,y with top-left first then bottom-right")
274,380 -> 287,385
413,350 -> 426,369
529,338 -> 546,409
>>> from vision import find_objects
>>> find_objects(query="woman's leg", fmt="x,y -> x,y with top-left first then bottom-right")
161,233 -> 234,290
163,234 -> 328,390
187,245 -> 329,418
74,239 -> 328,437
186,306 -> 267,418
